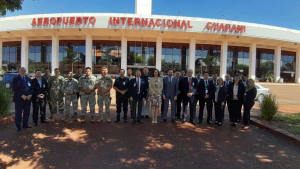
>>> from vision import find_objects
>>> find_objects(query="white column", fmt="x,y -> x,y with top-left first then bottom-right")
189,38 -> 196,76
85,34 -> 93,69
220,41 -> 228,78
121,36 -> 127,71
156,36 -> 162,70
21,36 -> 29,70
249,43 -> 257,80
0,40 -> 2,69
51,36 -> 59,74
296,48 -> 300,83
274,46 -> 281,82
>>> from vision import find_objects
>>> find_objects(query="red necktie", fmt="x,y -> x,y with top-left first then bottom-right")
189,78 -> 192,90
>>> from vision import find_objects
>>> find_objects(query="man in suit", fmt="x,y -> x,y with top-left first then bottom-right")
223,74 -> 231,120
241,73 -> 248,88
197,72 -> 214,124
162,69 -> 178,123
176,70 -> 185,119
212,74 -> 218,87
32,70 -> 49,127
129,70 -> 147,124
141,67 -> 151,119
194,72 -> 203,118
12,67 -> 33,132
179,69 -> 198,124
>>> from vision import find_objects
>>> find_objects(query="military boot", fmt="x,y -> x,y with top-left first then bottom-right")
106,114 -> 111,123
97,116 -> 103,123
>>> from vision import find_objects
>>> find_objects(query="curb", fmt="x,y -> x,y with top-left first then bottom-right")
0,114 -> 14,125
250,118 -> 300,146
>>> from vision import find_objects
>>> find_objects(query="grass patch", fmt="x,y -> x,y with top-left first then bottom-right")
271,113 -> 300,135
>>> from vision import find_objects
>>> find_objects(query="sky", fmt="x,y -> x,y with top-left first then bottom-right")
2,0 -> 300,30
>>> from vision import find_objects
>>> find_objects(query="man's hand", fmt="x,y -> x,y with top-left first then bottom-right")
163,95 -> 166,100
187,93 -> 193,97
143,98 -> 146,102
21,95 -> 26,100
221,102 -> 224,106
204,94 -> 209,99
130,97 -> 133,101
27,95 -> 32,100
174,96 -> 177,101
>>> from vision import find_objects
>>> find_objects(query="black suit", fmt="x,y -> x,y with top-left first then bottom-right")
223,80 -> 232,119
212,86 -> 227,122
176,76 -> 185,118
32,78 -> 49,124
129,78 -> 147,121
197,79 -> 214,122
179,77 -> 198,122
12,75 -> 33,129
227,81 -> 245,123
194,78 -> 203,118
243,87 -> 257,126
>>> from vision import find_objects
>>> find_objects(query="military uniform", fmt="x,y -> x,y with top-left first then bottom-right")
78,75 -> 97,116
48,75 -> 64,117
114,77 -> 130,121
61,78 -> 78,117
126,75 -> 135,118
42,75 -> 52,112
98,75 -> 113,117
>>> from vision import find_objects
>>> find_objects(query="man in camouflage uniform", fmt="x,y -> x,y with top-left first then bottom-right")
48,68 -> 64,121
78,67 -> 97,123
42,68 -> 52,114
72,66 -> 83,118
97,67 -> 113,123
61,71 -> 78,122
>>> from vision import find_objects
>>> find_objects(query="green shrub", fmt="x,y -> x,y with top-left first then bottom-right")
259,94 -> 278,121
0,85 -> 12,118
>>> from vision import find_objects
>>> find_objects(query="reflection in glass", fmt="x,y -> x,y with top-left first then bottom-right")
2,41 -> 21,72
28,41 -> 52,73
162,43 -> 188,73
256,48 -> 274,82
227,46 -> 249,76
281,51 -> 296,82
127,41 -> 156,66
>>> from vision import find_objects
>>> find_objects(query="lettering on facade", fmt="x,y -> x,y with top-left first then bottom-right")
109,17 -> 193,29
31,17 -> 96,26
205,22 -> 246,33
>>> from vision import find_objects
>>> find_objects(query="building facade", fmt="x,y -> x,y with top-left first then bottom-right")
0,0 -> 300,83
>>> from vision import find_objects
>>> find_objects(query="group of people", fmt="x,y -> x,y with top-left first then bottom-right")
12,66 -> 257,132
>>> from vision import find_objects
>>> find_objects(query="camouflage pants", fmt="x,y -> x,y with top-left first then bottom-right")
64,94 -> 78,115
50,96 -> 64,114
98,95 -> 111,116
80,94 -> 96,115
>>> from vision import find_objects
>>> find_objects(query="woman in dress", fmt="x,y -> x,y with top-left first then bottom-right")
243,79 -> 257,130
148,69 -> 163,123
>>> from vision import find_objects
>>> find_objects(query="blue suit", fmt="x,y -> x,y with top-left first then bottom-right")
129,77 -> 147,121
12,75 -> 33,129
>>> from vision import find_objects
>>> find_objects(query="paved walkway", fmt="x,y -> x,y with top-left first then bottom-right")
1,107 -> 300,169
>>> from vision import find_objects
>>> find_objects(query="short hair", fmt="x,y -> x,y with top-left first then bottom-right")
85,67 -> 91,70
54,68 -> 59,71
44,68 -> 49,71
136,70 -> 141,73
68,71 -> 73,74
119,69 -> 125,73
235,74 -> 240,78
102,66 -> 107,70
77,66 -> 82,69
143,67 -> 148,70
35,70 -> 41,73
217,77 -> 224,84
127,68 -> 132,71
187,69 -> 193,73
168,69 -> 173,72
242,73 -> 248,77
153,69 -> 159,74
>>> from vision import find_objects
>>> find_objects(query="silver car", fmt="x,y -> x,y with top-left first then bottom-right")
255,84 -> 270,102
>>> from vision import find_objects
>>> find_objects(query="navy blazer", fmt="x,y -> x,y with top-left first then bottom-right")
12,75 -> 33,102
197,79 -> 214,99
179,77 -> 198,97
129,78 -> 147,100
227,81 -> 245,101
212,86 -> 227,103
244,87 -> 257,105
32,78 -> 49,101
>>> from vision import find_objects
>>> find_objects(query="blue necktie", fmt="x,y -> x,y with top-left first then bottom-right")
22,77 -> 26,83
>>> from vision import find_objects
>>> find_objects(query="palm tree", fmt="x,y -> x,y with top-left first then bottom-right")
202,55 -> 218,73
63,48 -> 82,72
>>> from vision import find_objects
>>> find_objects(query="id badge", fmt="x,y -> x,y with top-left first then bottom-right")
43,84 -> 45,88
69,82 -> 71,85
205,89 -> 208,94
134,83 -> 136,87
123,82 -> 125,85
27,82 -> 31,87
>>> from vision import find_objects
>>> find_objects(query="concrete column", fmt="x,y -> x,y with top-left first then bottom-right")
274,46 -> 281,82
296,48 -> 300,83
121,36 -> 127,71
189,38 -> 196,76
220,41 -> 228,78
249,43 -> 257,80
21,36 -> 29,70
85,34 -> 93,69
156,36 -> 162,70
0,40 -> 2,69
51,36 -> 59,74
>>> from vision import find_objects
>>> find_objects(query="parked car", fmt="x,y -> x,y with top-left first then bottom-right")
0,73 -> 19,90
255,84 -> 270,102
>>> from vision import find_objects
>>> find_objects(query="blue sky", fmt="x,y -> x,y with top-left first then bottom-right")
2,0 -> 300,30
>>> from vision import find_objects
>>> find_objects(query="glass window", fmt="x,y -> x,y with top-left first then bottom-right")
28,41 -> 52,73
280,51 -> 296,83
256,48 -> 274,81
195,44 -> 220,76
227,46 -> 249,76
127,41 -> 156,67
162,43 -> 188,73
2,41 -> 21,72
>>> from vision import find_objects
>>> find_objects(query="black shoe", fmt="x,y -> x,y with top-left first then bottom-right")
115,119 -> 120,123
181,121 -> 186,124
190,121 -> 196,125
141,115 -> 145,119
41,120 -> 49,124
231,123 -> 236,127
133,120 -> 136,124
218,122 -> 222,126
22,125 -> 32,128
207,120 -> 212,124
198,121 -> 202,124
145,115 -> 149,119
17,128 -> 22,132
124,120 -> 127,123
215,121 -> 219,124
33,123 -> 38,127
137,120 -> 143,124
177,116 -> 182,120
171,119 -> 176,123
161,119 -> 167,123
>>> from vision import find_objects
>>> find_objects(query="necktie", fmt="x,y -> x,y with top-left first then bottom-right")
188,78 -> 192,90
169,77 -> 172,84
137,78 -> 140,94
22,77 -> 26,83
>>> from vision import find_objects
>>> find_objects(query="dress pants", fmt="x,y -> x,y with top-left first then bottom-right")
193,96 -> 201,119
116,95 -> 128,120
214,102 -> 223,122
176,93 -> 183,118
199,98 -> 213,122
132,96 -> 143,121
15,100 -> 31,129
230,100 -> 242,123
163,96 -> 176,120
32,98 -> 46,124
182,96 -> 195,122
243,102 -> 254,126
